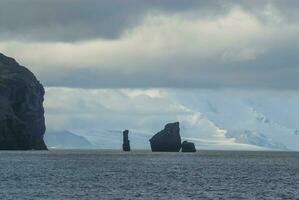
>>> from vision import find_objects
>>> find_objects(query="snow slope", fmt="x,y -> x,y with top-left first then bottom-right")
172,90 -> 299,150
45,88 -> 299,150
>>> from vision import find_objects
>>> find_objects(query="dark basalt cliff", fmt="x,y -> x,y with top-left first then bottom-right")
149,122 -> 181,152
0,53 -> 47,150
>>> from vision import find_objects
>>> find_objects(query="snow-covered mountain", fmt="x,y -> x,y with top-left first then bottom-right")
45,130 -> 94,149
72,129 -> 152,150
45,88 -> 299,151
171,90 -> 299,151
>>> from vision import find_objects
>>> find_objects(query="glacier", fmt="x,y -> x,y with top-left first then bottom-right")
44,88 -> 299,151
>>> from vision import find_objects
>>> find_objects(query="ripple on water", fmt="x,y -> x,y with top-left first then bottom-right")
0,150 -> 298,200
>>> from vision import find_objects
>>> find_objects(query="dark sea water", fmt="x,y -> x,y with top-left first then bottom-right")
0,150 -> 298,200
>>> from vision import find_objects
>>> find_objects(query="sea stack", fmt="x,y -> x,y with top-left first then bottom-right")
149,122 -> 181,152
181,141 -> 196,152
0,53 -> 47,150
122,130 -> 131,151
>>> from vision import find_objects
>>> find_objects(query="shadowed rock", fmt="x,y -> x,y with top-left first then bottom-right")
0,53 -> 47,150
149,122 -> 181,152
181,141 -> 196,152
122,130 -> 131,151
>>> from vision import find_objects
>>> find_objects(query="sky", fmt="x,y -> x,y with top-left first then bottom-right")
1,0 -> 299,89
1,0 -> 299,150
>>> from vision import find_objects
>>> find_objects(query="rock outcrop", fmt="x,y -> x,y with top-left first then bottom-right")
0,53 -> 47,150
149,122 -> 181,152
122,130 -> 131,151
181,141 -> 196,152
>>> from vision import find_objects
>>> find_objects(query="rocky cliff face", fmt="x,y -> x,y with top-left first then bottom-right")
0,53 -> 47,150
149,122 -> 181,152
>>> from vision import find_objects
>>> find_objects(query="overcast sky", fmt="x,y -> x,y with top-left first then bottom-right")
1,0 -> 299,149
0,0 -> 299,89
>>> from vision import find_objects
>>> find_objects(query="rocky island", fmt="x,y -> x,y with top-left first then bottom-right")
0,53 -> 47,150
149,122 -> 197,152
149,122 -> 182,152
181,141 -> 196,152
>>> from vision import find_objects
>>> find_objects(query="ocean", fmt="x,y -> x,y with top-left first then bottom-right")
0,150 -> 298,200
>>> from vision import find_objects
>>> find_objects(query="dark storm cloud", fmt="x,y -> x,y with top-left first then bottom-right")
1,0 -> 299,90
2,0 -> 297,42
0,0 -> 230,41
40,41 -> 299,90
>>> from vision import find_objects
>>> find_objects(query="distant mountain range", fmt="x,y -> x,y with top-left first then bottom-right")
44,90 -> 299,151
44,130 -> 94,149
173,91 -> 299,151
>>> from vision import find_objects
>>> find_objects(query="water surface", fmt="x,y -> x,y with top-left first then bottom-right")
0,150 -> 298,199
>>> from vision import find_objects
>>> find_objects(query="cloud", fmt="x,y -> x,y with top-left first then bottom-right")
44,87 -> 192,130
0,0 -> 229,42
1,0 -> 298,42
0,1 -> 299,89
